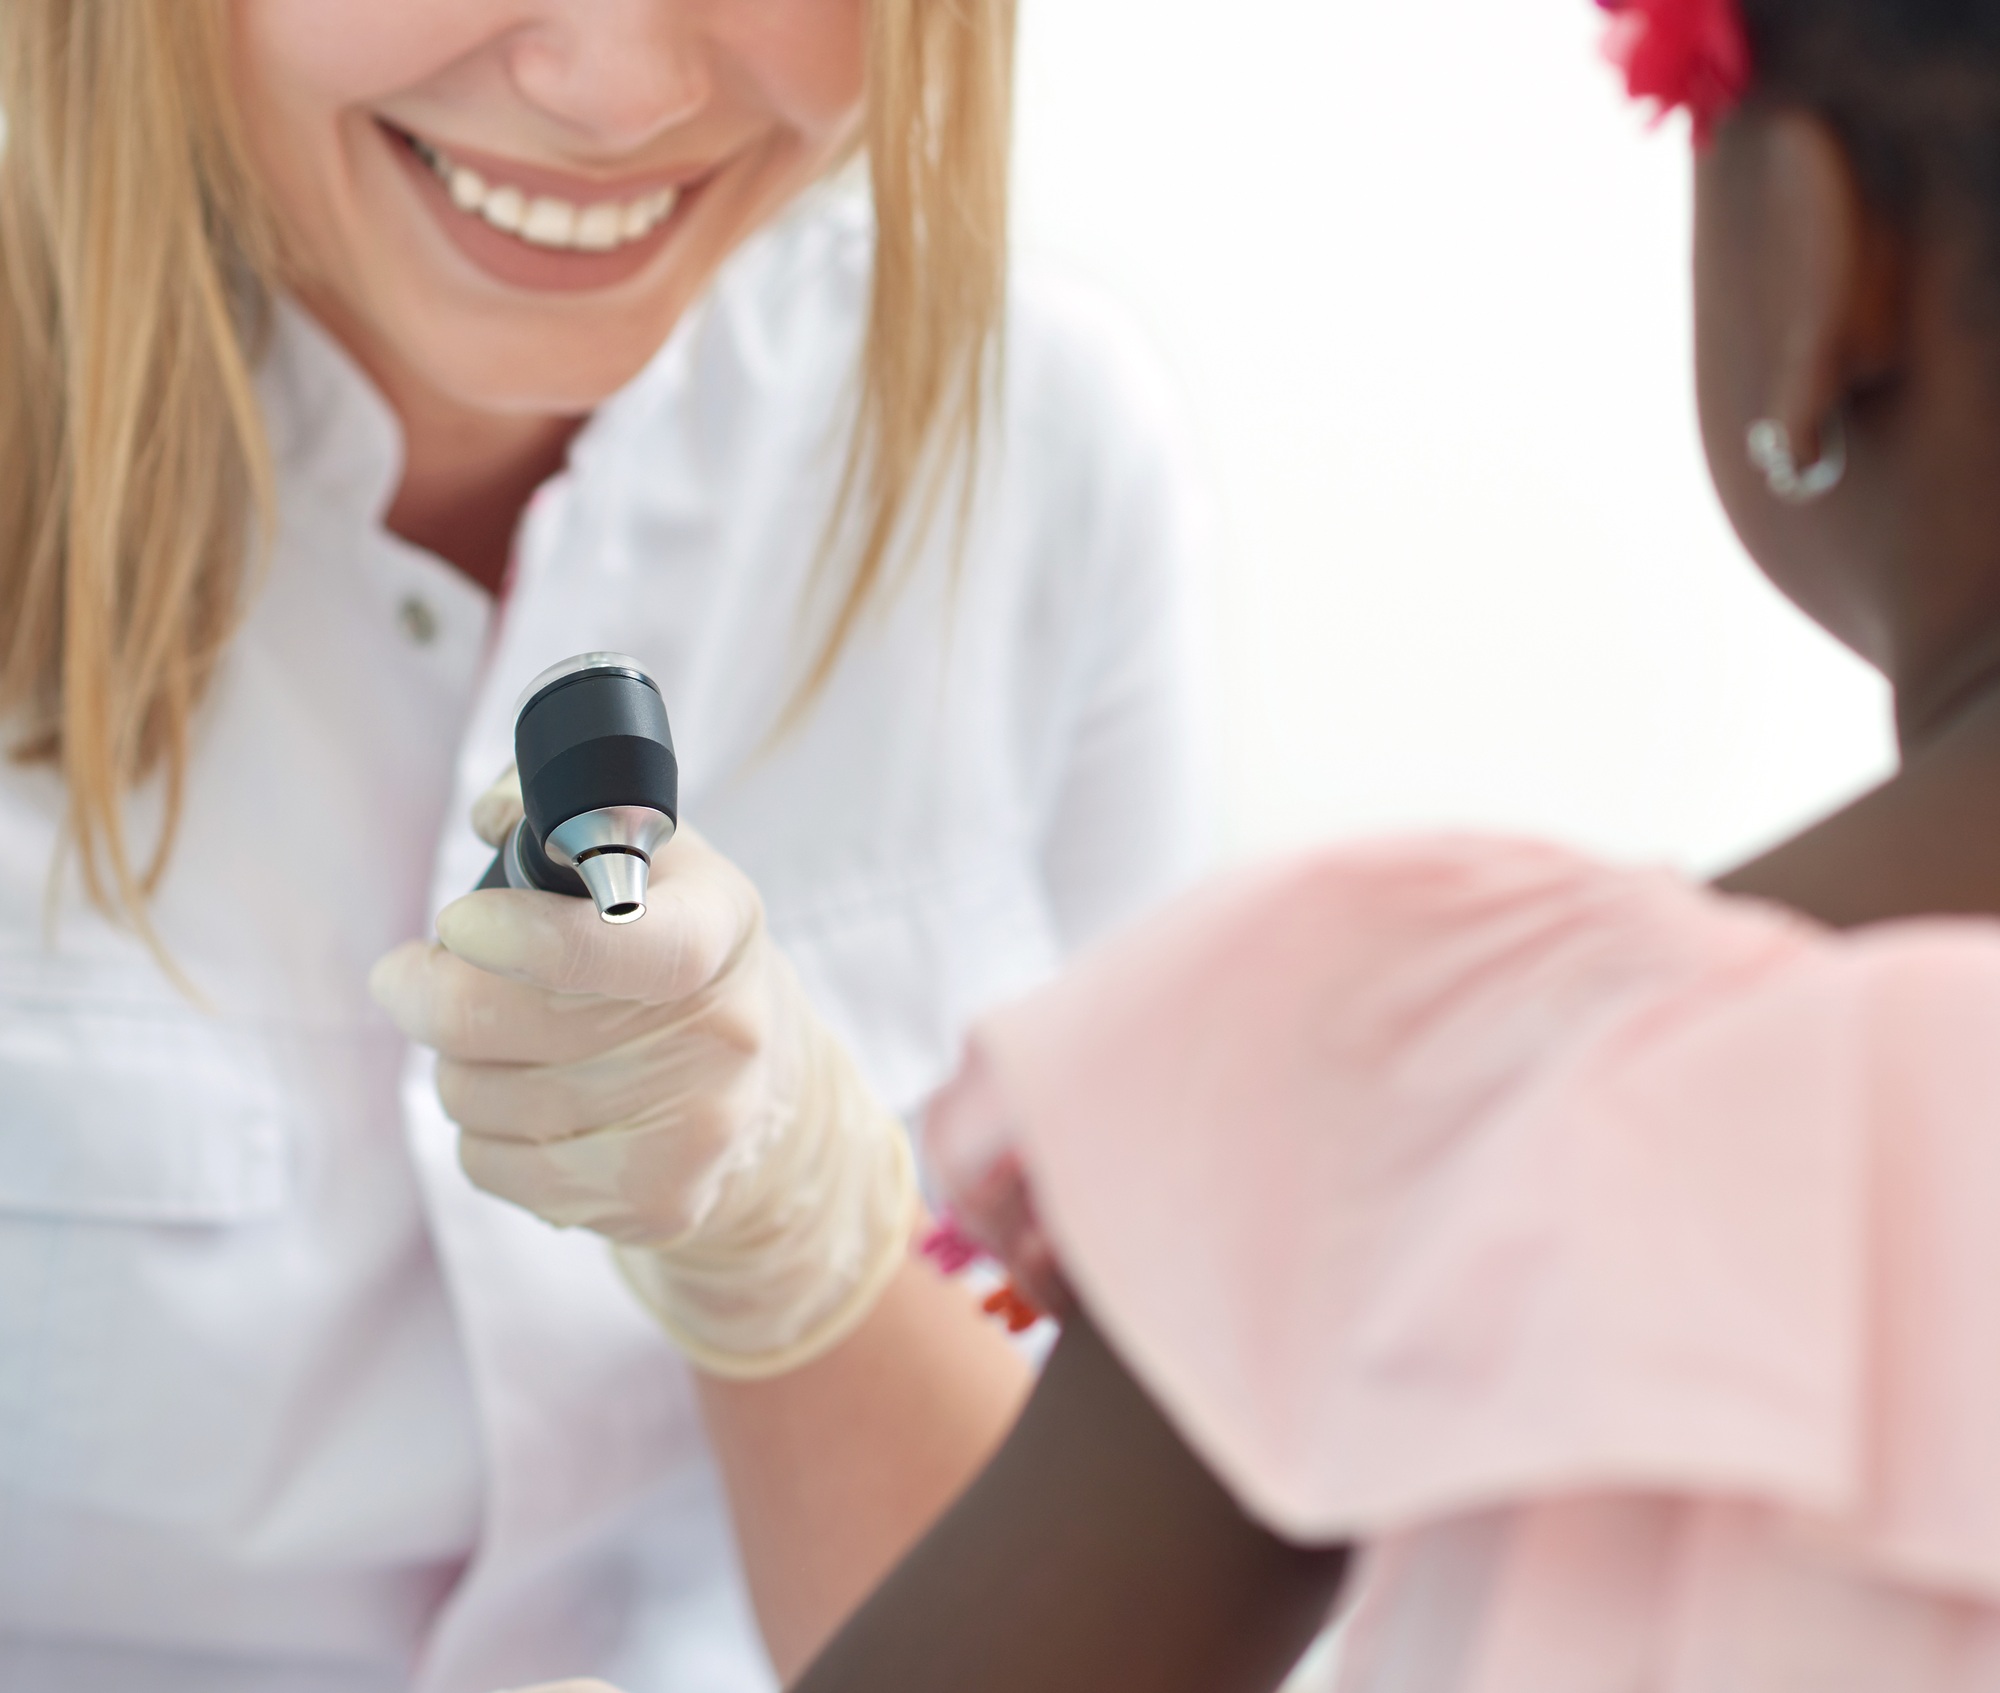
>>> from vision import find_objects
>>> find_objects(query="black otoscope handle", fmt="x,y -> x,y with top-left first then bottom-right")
472,654 -> 678,918
475,819 -> 589,898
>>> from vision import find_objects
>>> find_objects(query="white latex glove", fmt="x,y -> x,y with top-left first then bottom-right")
371,770 -> 918,1380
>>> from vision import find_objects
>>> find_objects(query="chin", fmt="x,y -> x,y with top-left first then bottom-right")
389,296 -> 684,416
435,352 -> 654,416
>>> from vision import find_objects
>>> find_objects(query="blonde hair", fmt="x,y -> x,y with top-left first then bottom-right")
813,0 -> 1016,701
0,0 -> 1016,926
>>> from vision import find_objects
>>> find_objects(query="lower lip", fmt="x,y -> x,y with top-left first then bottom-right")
384,125 -> 698,296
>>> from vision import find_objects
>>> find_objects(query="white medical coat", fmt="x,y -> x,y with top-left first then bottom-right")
0,191 -> 1209,1693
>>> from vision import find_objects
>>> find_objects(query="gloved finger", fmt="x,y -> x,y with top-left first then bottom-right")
435,828 -> 757,1005
470,763 -> 524,849
458,1125 -> 718,1245
434,1005 -> 765,1143
369,939 -> 656,1063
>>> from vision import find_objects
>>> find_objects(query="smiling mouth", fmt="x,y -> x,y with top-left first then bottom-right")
393,128 -> 682,255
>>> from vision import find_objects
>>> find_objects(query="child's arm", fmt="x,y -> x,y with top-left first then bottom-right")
792,1302 -> 1351,1693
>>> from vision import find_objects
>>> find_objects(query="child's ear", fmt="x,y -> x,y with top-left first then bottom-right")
1758,111 -> 1904,459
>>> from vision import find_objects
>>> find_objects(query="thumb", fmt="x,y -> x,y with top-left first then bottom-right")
470,764 -> 525,849
435,828 -> 757,1004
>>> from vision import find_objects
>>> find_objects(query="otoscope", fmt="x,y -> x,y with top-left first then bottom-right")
476,652 -> 679,925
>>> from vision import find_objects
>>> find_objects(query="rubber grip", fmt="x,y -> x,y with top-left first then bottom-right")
469,818 -> 591,900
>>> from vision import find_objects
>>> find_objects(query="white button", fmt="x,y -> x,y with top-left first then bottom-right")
398,595 -> 439,646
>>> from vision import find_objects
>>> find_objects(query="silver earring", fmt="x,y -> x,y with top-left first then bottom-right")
1746,413 -> 1847,504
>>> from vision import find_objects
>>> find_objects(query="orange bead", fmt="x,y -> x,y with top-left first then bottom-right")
981,1283 -> 1042,1333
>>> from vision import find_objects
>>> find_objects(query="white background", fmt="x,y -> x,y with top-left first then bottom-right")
1011,0 -> 1894,872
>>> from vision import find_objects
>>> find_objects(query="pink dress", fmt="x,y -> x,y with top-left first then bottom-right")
927,837 -> 2000,1691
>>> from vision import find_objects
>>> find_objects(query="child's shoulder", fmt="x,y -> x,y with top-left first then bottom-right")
935,831 -> 2000,1546
974,834 -> 1814,1107
1020,830 -> 2000,1067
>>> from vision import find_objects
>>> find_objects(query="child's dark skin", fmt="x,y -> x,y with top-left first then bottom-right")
1702,114 -> 2000,929
794,1307 -> 1349,1693
793,102 -> 2000,1693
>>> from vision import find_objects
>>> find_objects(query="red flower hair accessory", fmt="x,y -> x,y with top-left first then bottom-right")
1598,0 -> 1754,144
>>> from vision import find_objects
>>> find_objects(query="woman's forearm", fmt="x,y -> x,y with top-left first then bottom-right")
694,1258 -> 1034,1682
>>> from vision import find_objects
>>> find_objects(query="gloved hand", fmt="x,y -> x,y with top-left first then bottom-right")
371,770 -> 918,1380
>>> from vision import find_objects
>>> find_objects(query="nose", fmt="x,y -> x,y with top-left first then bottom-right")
507,0 -> 710,150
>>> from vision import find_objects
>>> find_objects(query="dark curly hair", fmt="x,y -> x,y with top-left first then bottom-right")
1742,0 -> 2000,230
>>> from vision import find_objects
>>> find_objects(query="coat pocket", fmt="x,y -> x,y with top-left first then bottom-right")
0,997 -> 289,1224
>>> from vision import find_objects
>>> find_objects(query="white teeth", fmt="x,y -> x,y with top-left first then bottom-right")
573,202 -> 623,251
407,131 -> 680,254
482,184 -> 524,233
520,196 -> 576,247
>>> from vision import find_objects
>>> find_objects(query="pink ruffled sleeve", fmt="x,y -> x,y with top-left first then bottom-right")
925,836 -> 2000,1611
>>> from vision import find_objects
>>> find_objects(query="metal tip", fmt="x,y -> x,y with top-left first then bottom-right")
576,850 -> 649,925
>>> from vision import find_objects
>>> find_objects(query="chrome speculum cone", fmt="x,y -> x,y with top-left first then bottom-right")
574,850 -> 652,924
